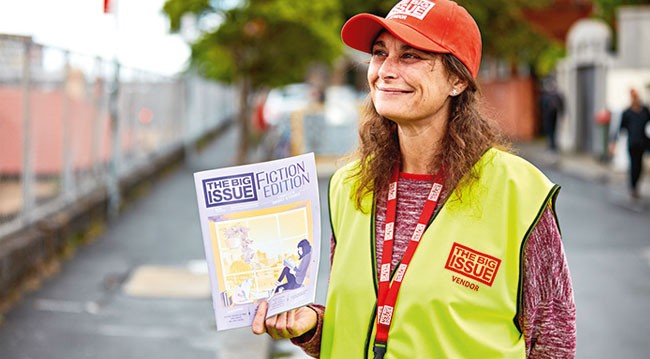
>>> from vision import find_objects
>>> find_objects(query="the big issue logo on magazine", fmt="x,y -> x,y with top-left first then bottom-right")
202,160 -> 312,208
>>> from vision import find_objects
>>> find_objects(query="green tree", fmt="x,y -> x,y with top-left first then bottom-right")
340,1 -> 395,17
164,0 -> 342,163
456,0 -> 560,76
165,0 -> 600,162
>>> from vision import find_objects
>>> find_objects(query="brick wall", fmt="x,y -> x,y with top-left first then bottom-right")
481,77 -> 539,141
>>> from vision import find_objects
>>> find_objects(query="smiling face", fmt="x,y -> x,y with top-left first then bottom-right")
368,32 -> 461,128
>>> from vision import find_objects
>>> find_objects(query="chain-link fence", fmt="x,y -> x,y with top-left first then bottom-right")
0,35 -> 236,239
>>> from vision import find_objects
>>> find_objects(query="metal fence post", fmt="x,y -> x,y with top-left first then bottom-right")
92,57 -> 103,181
108,61 -> 121,219
62,50 -> 74,203
20,38 -> 34,225
181,78 -> 196,166
0,37 -> 238,238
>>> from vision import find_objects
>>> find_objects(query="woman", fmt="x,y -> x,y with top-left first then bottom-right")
274,239 -> 312,293
253,0 -> 576,357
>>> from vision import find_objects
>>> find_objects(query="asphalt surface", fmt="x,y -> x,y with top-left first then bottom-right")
0,124 -> 276,359
522,154 -> 650,359
0,123 -> 649,359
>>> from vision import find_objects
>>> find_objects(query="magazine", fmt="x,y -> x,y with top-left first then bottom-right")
193,153 -> 321,331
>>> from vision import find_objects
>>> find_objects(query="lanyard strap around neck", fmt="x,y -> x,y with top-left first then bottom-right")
373,164 -> 445,358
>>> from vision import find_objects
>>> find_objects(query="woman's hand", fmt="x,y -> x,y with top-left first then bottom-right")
251,301 -> 317,340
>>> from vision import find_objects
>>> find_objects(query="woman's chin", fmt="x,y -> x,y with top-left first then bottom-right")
375,108 -> 403,121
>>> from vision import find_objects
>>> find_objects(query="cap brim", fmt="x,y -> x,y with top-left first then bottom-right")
341,13 -> 449,55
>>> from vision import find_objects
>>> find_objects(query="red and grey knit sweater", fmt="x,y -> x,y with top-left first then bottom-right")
293,173 -> 576,358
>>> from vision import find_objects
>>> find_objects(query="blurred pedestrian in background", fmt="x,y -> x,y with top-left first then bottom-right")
540,77 -> 565,154
609,88 -> 650,200
252,0 -> 576,358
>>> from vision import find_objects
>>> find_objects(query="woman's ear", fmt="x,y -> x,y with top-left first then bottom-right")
449,76 -> 468,96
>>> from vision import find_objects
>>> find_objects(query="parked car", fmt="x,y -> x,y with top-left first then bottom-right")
260,83 -> 361,159
263,83 -> 312,127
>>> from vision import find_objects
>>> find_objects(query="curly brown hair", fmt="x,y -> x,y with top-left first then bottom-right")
350,53 -> 509,209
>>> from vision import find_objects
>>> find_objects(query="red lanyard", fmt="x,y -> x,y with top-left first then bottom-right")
374,164 -> 444,359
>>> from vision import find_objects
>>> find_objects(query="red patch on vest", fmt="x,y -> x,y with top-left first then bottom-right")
444,243 -> 501,286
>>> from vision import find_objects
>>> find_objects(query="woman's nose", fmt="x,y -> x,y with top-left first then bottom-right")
378,56 -> 399,80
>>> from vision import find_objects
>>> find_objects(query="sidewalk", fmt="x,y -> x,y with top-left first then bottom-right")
514,139 -> 650,204
0,124 -> 274,359
1,128 -> 644,359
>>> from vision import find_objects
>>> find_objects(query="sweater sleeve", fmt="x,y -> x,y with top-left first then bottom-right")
519,206 -> 577,358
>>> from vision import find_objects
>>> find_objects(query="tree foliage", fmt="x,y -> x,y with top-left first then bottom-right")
340,0 -> 395,17
340,0 -> 560,76
165,0 -> 580,84
165,0 -> 650,85
164,0 -> 342,89
165,0 -> 649,160
163,0 -> 343,163
456,0 -> 557,75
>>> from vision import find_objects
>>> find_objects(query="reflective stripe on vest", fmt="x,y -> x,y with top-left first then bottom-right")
322,148 -> 559,358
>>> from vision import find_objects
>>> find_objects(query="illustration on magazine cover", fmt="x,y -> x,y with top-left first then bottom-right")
208,201 -> 314,307
193,153 -> 321,331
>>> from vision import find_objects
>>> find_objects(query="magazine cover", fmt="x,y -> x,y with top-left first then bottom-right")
193,153 -> 321,331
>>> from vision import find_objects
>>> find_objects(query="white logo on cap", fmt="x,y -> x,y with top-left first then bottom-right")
387,0 -> 435,21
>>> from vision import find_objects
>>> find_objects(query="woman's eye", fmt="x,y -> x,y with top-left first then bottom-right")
402,53 -> 420,60
371,49 -> 386,57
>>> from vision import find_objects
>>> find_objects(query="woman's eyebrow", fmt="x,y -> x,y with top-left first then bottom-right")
401,45 -> 429,54
371,40 -> 386,49
371,41 -> 433,58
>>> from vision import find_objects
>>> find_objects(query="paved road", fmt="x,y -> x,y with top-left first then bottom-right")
525,156 -> 650,359
0,125 -> 275,359
279,149 -> 650,358
1,121 -> 648,359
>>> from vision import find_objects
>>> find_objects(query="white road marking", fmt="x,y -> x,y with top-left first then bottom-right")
34,299 -> 98,314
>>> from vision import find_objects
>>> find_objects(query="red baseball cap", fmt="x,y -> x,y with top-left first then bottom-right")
341,0 -> 482,78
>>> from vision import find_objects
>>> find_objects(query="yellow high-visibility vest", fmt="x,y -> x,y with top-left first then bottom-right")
322,148 -> 559,358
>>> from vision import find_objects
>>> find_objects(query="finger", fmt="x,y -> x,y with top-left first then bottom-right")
286,309 -> 296,336
265,314 -> 279,339
251,301 -> 268,335
271,311 -> 289,339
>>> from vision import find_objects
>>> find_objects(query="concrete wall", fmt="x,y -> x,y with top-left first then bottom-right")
557,5 -> 650,157
617,6 -> 650,69
605,69 -> 650,113
557,18 -> 612,155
